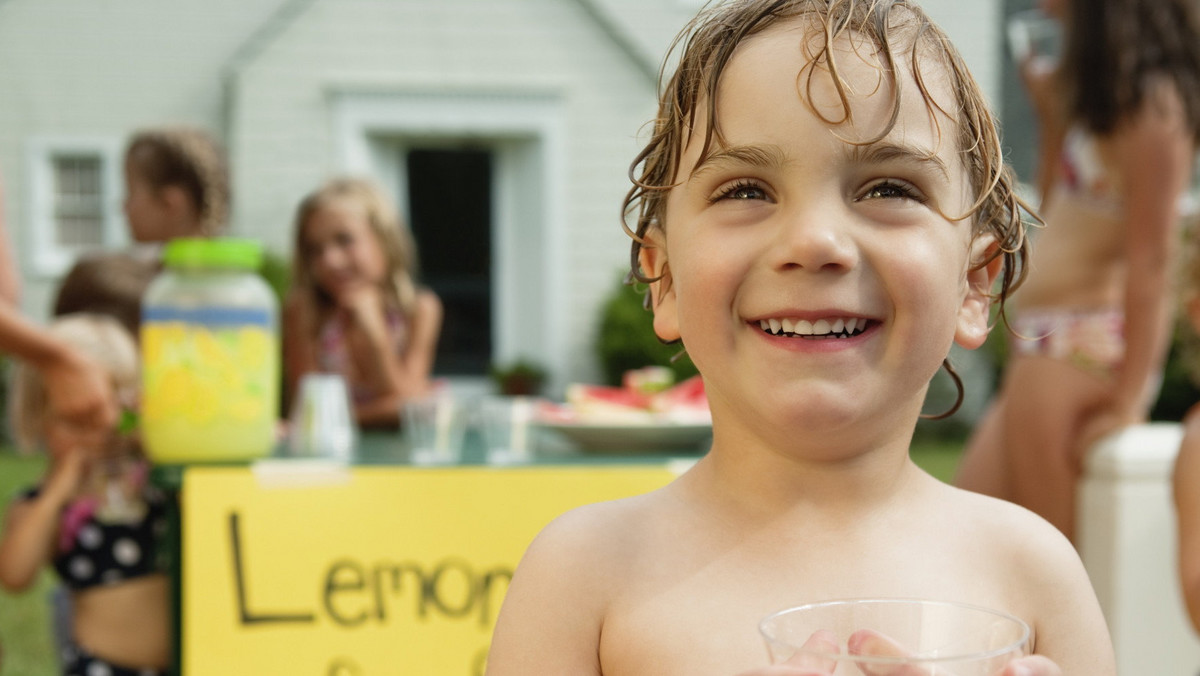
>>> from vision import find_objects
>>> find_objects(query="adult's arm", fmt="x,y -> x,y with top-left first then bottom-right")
0,177 -> 21,305
0,304 -> 116,439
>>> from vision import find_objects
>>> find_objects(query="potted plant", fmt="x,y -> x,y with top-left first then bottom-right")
489,359 -> 548,396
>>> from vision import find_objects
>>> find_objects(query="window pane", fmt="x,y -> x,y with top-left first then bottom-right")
52,154 -> 104,248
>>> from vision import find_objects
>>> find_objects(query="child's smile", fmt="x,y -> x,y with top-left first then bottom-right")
643,17 -> 993,444
755,315 -> 875,340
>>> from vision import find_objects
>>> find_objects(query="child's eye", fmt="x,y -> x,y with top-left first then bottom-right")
710,180 -> 769,203
859,180 -> 925,203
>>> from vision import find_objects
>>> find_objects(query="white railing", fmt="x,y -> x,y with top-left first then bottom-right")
1078,422 -> 1200,676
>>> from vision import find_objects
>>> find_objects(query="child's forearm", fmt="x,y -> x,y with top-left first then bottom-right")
0,497 -> 63,591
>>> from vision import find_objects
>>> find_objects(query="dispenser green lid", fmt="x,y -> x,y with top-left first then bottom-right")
163,238 -> 262,270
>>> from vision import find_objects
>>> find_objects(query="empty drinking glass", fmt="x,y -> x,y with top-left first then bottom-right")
288,373 -> 357,462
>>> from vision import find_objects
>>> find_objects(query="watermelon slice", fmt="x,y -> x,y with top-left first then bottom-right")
565,383 -> 657,424
649,375 -> 710,423
622,366 -> 675,396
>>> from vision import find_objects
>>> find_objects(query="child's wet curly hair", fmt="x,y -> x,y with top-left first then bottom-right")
623,0 -> 1033,313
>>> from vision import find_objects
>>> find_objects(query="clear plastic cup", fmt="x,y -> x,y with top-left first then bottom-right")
403,392 -> 467,465
759,598 -> 1031,675
480,395 -> 537,465
288,373 -> 357,462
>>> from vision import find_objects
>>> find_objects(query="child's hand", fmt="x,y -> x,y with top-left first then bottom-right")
1074,402 -> 1141,470
336,283 -> 391,342
738,629 -> 1060,676
42,347 -> 118,450
736,630 -> 837,675
41,444 -> 91,505
995,656 -> 1060,676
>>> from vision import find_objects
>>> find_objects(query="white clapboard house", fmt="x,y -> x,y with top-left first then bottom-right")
0,0 -> 1010,394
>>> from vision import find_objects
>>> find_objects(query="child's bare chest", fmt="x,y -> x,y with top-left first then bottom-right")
595,521 -> 1005,675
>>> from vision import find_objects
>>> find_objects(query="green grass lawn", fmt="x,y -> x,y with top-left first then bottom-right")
0,439 -> 964,675
0,450 -> 56,676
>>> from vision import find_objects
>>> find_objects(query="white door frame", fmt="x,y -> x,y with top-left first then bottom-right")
331,90 -> 568,393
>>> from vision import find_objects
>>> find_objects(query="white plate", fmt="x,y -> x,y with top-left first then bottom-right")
538,421 -> 712,454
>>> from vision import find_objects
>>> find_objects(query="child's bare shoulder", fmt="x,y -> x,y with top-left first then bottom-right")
942,482 -> 1077,560
521,486 -> 673,571
943,487 -> 1113,670
488,486 -> 680,671
935,482 -> 1095,610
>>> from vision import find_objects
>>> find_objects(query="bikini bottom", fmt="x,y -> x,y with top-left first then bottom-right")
1010,307 -> 1124,379
62,640 -> 169,676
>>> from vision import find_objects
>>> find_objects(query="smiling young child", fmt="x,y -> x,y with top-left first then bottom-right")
485,1 -> 1114,674
283,177 -> 443,428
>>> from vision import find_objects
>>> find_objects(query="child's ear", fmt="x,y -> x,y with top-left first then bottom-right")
954,236 -> 1002,350
638,229 -> 681,343
160,185 -> 197,226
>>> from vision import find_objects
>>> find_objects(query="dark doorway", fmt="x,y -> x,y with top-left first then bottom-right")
405,147 -> 493,375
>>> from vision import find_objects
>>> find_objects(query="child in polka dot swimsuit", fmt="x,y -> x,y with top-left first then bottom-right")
0,314 -> 169,676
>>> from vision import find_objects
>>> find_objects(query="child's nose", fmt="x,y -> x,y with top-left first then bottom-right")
315,247 -> 346,270
769,204 -> 858,272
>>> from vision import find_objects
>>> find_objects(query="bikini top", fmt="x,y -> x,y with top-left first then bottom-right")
1057,125 -> 1122,215
16,470 -> 168,591
1056,125 -> 1199,218
316,308 -> 409,403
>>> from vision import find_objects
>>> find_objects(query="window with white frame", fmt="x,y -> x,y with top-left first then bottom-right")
27,138 -> 123,276
51,154 -> 105,248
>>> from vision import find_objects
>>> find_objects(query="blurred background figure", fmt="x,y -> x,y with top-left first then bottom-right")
283,177 -> 442,429
53,126 -> 230,339
1174,224 -> 1200,636
0,314 -> 169,676
0,173 -> 20,306
0,171 -> 117,460
956,0 -> 1200,542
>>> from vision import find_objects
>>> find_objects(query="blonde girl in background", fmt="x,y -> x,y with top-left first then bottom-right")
0,314 -> 169,676
284,177 -> 443,428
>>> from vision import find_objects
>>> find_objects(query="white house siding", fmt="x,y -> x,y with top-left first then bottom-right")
921,0 -> 1002,107
0,0 -> 288,316
0,0 -> 1003,394
593,0 -> 1004,115
228,0 -> 660,391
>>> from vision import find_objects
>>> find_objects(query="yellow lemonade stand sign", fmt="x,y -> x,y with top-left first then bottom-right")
181,464 -> 679,675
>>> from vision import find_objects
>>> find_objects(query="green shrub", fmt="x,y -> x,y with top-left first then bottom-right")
1152,322 -> 1200,421
595,272 -> 698,387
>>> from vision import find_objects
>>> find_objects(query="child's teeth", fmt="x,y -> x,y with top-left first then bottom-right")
759,317 -> 864,336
